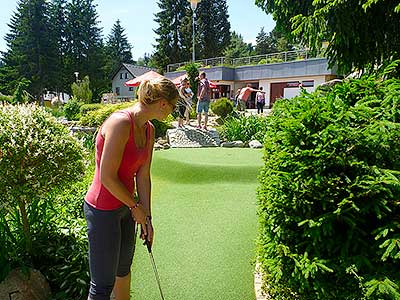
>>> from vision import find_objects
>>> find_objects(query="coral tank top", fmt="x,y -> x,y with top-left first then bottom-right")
85,110 -> 153,210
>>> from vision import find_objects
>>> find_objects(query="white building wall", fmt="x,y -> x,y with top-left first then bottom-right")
111,66 -> 137,99
259,75 -> 326,107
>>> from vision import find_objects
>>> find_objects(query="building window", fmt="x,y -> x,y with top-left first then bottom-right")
129,87 -> 134,91
116,87 -> 120,95
302,80 -> 314,87
125,73 -> 129,79
286,81 -> 300,88
120,73 -> 123,79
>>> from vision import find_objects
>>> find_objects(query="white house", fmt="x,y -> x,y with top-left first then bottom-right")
111,64 -> 155,101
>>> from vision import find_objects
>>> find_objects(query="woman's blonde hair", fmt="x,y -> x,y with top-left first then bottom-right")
137,77 -> 179,106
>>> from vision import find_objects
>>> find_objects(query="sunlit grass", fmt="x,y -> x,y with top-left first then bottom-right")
131,148 -> 263,300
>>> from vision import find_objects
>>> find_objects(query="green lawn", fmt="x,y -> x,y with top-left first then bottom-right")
131,148 -> 263,300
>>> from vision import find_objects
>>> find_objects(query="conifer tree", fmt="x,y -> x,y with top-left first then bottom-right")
196,0 -> 230,59
64,0 -> 106,100
223,31 -> 252,58
1,0 -> 56,102
48,0 -> 67,95
105,20 -> 134,75
153,0 -> 189,72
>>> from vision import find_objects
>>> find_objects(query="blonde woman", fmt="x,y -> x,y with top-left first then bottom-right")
84,78 -> 179,300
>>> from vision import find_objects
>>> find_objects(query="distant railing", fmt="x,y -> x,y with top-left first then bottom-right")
166,49 -> 318,72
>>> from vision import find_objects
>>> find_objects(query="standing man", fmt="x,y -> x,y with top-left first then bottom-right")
237,84 -> 265,111
196,72 -> 211,130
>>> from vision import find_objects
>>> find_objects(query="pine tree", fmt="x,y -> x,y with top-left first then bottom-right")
64,0 -> 106,100
105,20 -> 134,75
255,27 -> 272,55
223,31 -> 252,58
2,0 -> 57,101
48,0 -> 67,95
153,0 -> 189,73
196,0 -> 230,59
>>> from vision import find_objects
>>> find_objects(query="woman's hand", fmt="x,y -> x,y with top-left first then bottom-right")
131,204 -> 148,236
141,218 -> 153,247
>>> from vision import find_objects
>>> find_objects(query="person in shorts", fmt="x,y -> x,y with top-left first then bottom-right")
196,72 -> 211,130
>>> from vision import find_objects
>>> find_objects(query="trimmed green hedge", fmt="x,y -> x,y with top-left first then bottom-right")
257,75 -> 400,299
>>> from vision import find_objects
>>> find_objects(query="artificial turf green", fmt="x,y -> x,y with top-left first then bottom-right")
130,148 -> 263,300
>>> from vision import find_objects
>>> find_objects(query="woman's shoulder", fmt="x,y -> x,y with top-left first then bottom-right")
103,110 -> 131,132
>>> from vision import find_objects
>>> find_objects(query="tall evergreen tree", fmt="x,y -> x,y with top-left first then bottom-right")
64,0 -> 106,100
105,20 -> 134,75
223,31 -> 252,58
255,27 -> 273,55
48,0 -> 67,95
153,0 -> 189,73
196,0 -> 230,59
255,27 -> 295,55
1,0 -> 57,101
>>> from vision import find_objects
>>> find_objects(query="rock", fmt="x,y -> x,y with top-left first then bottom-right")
249,140 -> 263,148
157,139 -> 168,145
154,143 -> 163,150
166,127 -> 220,148
221,141 -> 244,148
70,126 -> 97,134
0,268 -> 51,300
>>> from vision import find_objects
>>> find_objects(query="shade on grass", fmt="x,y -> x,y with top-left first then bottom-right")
130,148 -> 263,300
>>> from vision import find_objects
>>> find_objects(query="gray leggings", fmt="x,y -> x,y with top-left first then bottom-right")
84,201 -> 136,300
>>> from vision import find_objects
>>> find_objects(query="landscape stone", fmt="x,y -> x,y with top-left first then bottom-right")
0,269 -> 51,300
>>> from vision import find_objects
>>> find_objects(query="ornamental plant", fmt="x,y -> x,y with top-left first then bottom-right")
210,97 -> 234,119
257,70 -> 400,299
0,104 -> 85,266
220,114 -> 269,143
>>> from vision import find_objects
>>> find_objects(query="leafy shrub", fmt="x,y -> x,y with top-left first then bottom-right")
71,75 -> 92,103
257,74 -> 400,299
79,101 -> 134,127
80,103 -> 104,116
79,101 -> 173,137
0,93 -> 14,104
45,106 -> 65,118
210,97 -> 234,119
152,115 -> 174,138
32,158 -> 95,299
220,114 -> 269,143
258,58 -> 284,65
64,97 -> 83,121
0,104 -> 85,288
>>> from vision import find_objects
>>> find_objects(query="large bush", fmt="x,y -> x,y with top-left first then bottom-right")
79,101 -> 134,127
71,75 -> 93,103
220,114 -> 269,143
0,104 -> 86,297
79,101 -> 174,138
257,74 -> 400,299
210,97 -> 234,119
63,97 -> 83,121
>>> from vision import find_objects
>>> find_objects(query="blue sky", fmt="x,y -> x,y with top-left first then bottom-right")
0,0 -> 275,60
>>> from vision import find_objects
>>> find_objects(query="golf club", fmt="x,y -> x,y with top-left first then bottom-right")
142,225 -> 166,300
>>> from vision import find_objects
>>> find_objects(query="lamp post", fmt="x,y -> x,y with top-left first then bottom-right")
74,72 -> 79,83
188,0 -> 201,62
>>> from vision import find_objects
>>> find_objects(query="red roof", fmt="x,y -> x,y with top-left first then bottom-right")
171,73 -> 218,88
125,71 -> 164,87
